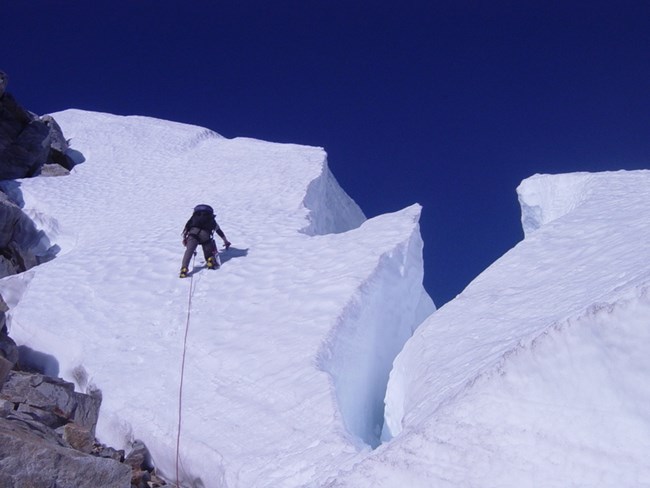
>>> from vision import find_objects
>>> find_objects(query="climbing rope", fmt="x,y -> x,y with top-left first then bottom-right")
175,252 -> 197,487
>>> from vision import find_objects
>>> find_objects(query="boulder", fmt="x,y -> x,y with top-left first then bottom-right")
0,368 -> 166,486
42,115 -> 74,170
0,190 -> 59,278
0,409 -> 69,446
0,70 -> 75,179
0,413 -> 132,488
61,422 -> 96,454
0,92 -> 49,178
0,304 -> 19,378
94,443 -> 125,463
0,371 -> 101,433
124,440 -> 153,471
0,327 -> 19,366
125,440 -> 167,488
0,397 -> 12,415
0,356 -> 11,391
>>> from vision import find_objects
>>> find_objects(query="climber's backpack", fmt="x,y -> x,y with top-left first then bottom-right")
189,204 -> 217,233
193,204 -> 214,214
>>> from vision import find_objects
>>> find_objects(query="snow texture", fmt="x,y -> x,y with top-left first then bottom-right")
3,109 -> 648,488
330,170 -> 650,488
0,110 -> 434,487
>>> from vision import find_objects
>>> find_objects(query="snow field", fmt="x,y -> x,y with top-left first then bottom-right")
1,110 -> 433,487
5,108 -> 646,488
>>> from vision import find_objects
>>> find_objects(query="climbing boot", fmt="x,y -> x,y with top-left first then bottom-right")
206,257 -> 218,269
179,267 -> 189,278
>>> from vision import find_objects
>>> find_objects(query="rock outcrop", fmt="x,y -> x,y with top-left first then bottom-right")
0,365 -> 168,487
0,413 -> 132,488
0,70 -> 75,180
0,295 -> 16,388
0,190 -> 58,278
0,369 -> 128,487
1,371 -> 102,433
0,73 -> 167,487
0,71 -> 72,337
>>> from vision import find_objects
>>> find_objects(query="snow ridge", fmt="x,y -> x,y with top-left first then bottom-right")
333,169 -> 650,488
1,109 -> 433,488
517,172 -> 595,236
301,158 -> 366,236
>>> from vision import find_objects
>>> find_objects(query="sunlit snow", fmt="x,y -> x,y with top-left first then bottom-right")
0,110 -> 434,487
331,171 -> 650,487
2,110 -> 648,488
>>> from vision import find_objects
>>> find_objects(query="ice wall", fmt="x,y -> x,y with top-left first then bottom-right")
317,206 -> 434,447
517,172 -> 595,236
301,157 -> 366,235
331,170 -> 650,487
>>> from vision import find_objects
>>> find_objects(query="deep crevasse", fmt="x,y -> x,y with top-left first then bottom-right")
317,206 -> 434,447
331,170 -> 650,488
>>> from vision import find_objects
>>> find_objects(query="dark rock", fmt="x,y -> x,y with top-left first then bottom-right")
0,295 -> 7,344
0,70 -> 75,179
17,402 -> 67,430
0,192 -> 23,276
94,443 -> 125,462
0,330 -> 18,366
42,115 -> 74,170
61,422 -> 95,454
0,190 -> 60,278
0,371 -> 101,433
0,311 -> 18,390
0,92 -> 50,178
147,470 -> 169,487
0,397 -> 13,415
0,367 -> 168,486
0,414 -> 132,488
131,468 -> 152,488
4,409 -> 70,447
0,301 -> 7,337
124,440 -> 153,471
0,356 -> 11,391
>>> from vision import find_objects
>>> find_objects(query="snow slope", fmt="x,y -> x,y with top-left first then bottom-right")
0,110 -> 434,487
3,109 -> 647,488
328,171 -> 650,487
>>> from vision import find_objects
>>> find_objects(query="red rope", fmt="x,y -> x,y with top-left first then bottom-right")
176,253 -> 196,487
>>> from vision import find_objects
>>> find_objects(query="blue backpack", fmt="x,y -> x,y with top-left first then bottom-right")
189,204 -> 216,233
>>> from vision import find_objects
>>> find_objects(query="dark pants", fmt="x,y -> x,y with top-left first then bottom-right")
181,229 -> 217,269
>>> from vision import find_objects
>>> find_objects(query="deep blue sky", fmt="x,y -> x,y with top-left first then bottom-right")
3,1 -> 650,305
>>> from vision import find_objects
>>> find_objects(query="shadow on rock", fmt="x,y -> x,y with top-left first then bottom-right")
17,345 -> 59,377
0,182 -> 61,277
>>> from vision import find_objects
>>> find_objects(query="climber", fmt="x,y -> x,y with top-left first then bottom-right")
180,204 -> 231,278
